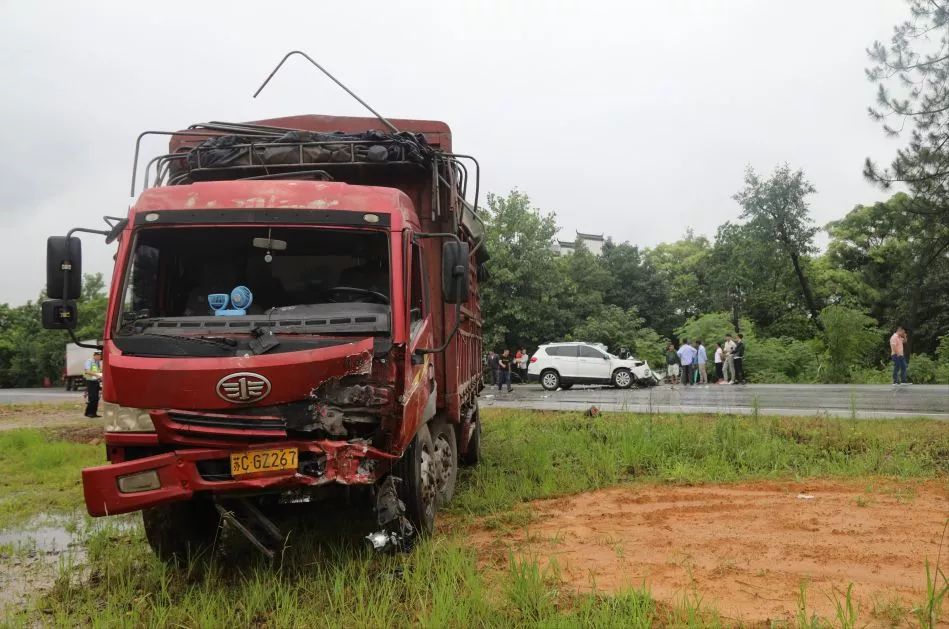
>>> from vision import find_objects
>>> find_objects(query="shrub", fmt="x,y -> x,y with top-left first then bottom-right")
849,366 -> 891,384
908,353 -> 937,384
819,305 -> 880,383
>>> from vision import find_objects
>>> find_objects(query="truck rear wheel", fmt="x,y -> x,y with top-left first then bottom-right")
430,419 -> 458,506
142,499 -> 221,564
393,423 -> 437,536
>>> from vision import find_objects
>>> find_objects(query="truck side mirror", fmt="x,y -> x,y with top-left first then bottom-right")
41,299 -> 78,330
47,236 -> 82,300
441,241 -> 470,304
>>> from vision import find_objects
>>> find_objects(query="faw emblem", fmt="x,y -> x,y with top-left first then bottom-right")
216,372 -> 271,404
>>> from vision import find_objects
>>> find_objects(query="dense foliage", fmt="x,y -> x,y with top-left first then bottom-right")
0,274 -> 106,387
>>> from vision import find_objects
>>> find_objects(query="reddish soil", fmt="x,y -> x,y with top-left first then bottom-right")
470,480 -> 949,625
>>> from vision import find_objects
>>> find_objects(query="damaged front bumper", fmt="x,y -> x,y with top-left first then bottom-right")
82,437 -> 396,517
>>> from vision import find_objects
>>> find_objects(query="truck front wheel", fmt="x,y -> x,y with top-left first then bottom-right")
393,423 -> 437,536
430,419 -> 458,506
142,499 -> 221,564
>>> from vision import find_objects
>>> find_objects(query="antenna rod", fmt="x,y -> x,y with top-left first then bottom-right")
253,51 -> 400,134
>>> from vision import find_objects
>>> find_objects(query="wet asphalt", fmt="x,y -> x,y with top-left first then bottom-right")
2,384 -> 946,419
479,383 -> 949,419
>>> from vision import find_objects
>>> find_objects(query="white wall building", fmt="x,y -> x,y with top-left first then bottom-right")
553,232 -> 606,256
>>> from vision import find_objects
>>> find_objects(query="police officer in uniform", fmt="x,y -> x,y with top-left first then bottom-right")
84,350 -> 103,418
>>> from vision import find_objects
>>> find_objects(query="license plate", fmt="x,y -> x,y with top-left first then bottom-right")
230,448 -> 298,477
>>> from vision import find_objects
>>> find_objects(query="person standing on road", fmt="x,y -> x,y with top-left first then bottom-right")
497,349 -> 513,393
733,334 -> 746,384
890,326 -> 908,385
723,334 -> 737,384
677,339 -> 696,386
695,339 -> 708,384
714,343 -> 724,383
517,348 -> 529,383
665,343 -> 680,385
83,350 -> 103,418
487,351 -> 499,386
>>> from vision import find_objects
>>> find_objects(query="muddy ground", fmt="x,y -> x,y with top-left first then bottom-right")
471,480 -> 948,625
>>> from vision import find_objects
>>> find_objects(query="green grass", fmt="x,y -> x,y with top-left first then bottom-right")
451,410 -> 948,515
0,410 -> 946,626
0,429 -> 102,529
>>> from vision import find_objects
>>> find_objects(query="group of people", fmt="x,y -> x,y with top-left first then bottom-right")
665,334 -> 746,386
486,348 -> 529,392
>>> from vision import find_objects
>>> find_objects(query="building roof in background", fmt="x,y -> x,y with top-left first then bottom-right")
576,232 -> 605,241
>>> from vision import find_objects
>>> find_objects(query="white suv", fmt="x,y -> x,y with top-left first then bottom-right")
527,342 -> 656,390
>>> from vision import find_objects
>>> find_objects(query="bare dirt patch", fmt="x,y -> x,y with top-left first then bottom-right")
470,480 -> 949,625
0,404 -> 100,434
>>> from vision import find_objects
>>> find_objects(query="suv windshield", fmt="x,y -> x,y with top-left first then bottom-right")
118,226 -> 390,329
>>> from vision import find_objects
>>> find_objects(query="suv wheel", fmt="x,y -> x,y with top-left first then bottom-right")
612,368 -> 633,389
540,370 -> 560,391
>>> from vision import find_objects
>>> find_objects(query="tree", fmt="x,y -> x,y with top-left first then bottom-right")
480,190 -> 563,351
824,193 -> 949,352
599,241 -> 673,335
644,230 -> 713,330
733,165 -> 824,331
818,305 -> 881,383
709,220 -> 812,338
570,305 -> 644,353
865,1 -> 949,251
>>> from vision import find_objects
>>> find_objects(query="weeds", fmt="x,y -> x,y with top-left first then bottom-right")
828,583 -> 858,629
914,520 -> 949,628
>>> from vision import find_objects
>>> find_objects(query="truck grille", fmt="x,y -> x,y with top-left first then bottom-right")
168,412 -> 286,431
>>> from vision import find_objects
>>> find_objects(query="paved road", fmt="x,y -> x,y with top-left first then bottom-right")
3,384 -> 947,419
0,389 -> 83,405
479,383 -> 949,419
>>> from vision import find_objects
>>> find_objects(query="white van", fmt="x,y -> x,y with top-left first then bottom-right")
527,342 -> 656,390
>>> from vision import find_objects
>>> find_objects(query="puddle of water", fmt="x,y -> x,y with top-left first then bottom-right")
0,512 -> 139,555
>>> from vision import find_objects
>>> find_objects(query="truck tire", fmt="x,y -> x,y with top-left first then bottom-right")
540,370 -> 560,391
393,423 -> 437,536
430,419 -> 458,506
460,405 -> 481,467
612,368 -> 633,389
142,499 -> 221,564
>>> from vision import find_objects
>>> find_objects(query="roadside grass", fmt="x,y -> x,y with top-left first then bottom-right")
0,410 -> 946,626
0,429 -> 101,529
15,520 -> 713,628
452,410 -> 948,515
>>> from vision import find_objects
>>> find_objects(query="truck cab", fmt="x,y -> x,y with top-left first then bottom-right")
42,115 -> 487,560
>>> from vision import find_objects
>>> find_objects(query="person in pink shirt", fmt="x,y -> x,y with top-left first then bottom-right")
890,326 -> 908,385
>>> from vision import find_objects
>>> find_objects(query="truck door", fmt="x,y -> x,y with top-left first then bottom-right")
401,238 -> 435,447
578,345 -> 612,381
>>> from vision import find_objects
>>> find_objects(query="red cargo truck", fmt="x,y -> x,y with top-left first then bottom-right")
42,110 -> 487,560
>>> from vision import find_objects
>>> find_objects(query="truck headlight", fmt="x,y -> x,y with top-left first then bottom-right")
103,402 -> 155,432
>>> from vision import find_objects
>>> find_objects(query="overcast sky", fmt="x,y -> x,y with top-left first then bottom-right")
0,0 -> 908,305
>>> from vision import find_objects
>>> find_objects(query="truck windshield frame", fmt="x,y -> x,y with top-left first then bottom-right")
114,224 -> 392,336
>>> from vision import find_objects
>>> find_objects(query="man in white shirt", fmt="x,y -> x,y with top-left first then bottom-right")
677,339 -> 697,386
723,334 -> 737,384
